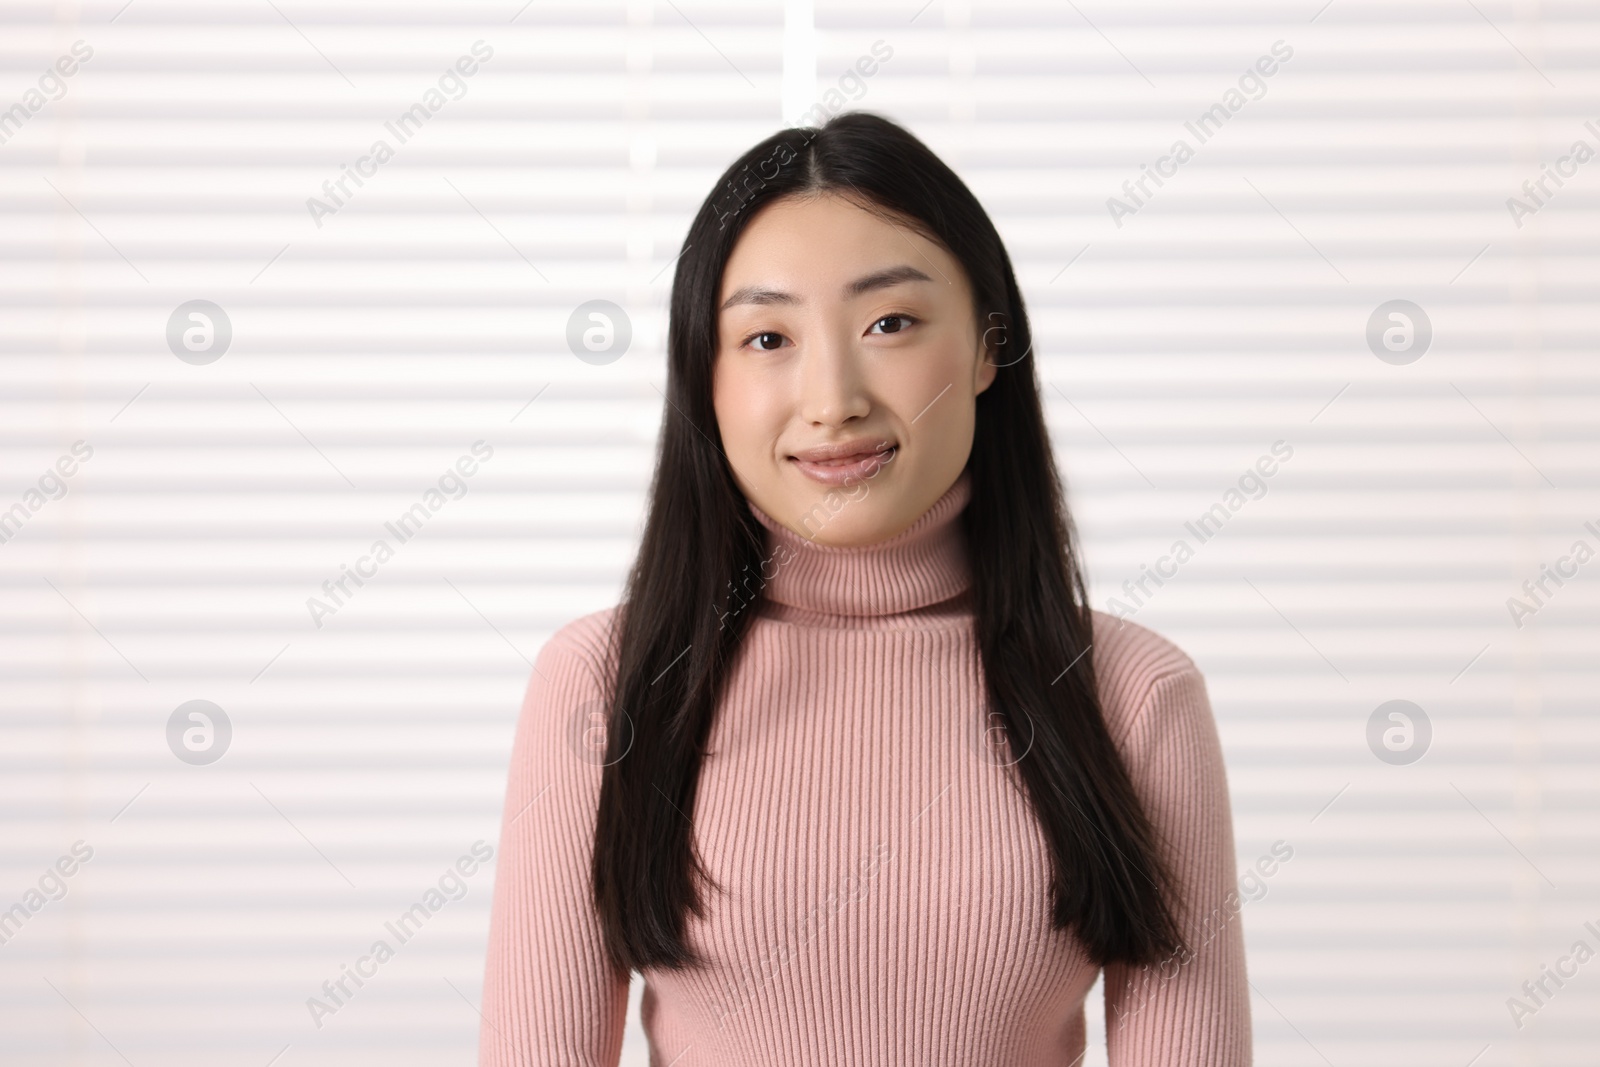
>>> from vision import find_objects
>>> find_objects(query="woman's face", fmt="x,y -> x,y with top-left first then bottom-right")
712,192 -> 996,547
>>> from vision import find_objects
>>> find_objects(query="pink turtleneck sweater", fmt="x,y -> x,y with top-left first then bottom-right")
480,469 -> 1251,1065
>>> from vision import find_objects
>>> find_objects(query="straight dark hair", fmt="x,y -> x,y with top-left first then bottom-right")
591,111 -> 1187,976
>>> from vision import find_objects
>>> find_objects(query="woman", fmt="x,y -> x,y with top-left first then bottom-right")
480,111 -> 1250,1065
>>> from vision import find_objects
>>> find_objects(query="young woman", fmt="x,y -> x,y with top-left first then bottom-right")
480,112 -> 1250,1065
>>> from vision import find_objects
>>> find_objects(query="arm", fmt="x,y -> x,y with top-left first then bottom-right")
479,632 -> 630,1067
1101,668 -> 1252,1066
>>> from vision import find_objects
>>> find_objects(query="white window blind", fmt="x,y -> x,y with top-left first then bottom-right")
2,2 -> 1596,1064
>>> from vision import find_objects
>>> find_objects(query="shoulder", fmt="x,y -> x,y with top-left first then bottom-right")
533,604 -> 624,695
540,604 -> 620,671
507,606 -> 625,765
1088,608 -> 1207,748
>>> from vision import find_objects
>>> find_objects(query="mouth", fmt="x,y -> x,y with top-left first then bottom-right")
787,439 -> 898,486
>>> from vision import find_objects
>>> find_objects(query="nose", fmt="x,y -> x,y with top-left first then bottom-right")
796,326 -> 871,428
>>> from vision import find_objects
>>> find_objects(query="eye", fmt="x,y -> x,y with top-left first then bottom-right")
868,313 -> 918,336
743,330 -> 788,352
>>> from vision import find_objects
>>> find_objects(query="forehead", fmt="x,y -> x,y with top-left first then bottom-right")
718,193 -> 963,302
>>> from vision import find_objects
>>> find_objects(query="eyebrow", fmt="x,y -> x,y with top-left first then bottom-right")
719,264 -> 934,312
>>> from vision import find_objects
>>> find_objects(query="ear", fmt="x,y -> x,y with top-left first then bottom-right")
975,311 -> 1003,395
976,347 -> 999,395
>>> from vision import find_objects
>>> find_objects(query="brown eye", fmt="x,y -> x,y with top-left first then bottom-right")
749,331 -> 785,351
869,314 -> 915,335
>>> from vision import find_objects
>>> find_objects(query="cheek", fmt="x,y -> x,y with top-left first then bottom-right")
893,335 -> 976,419
712,359 -> 777,457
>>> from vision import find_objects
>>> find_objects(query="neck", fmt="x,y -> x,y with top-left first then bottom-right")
743,469 -> 974,618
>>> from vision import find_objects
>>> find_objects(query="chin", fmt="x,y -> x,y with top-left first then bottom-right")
795,496 -> 899,547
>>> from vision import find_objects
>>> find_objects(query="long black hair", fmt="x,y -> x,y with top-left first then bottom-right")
591,110 -> 1186,976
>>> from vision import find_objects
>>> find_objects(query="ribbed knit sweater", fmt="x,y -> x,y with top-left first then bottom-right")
480,468 -> 1251,1065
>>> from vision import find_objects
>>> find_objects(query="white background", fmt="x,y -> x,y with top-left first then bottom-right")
2,1 -> 1597,1064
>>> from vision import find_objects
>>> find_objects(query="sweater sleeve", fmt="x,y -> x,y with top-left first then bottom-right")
1101,667 -> 1252,1065
479,630 -> 630,1067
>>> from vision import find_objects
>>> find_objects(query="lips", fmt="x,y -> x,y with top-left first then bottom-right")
787,438 -> 897,464
787,438 -> 898,487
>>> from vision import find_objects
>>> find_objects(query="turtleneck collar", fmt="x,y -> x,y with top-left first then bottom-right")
744,467 -> 973,618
